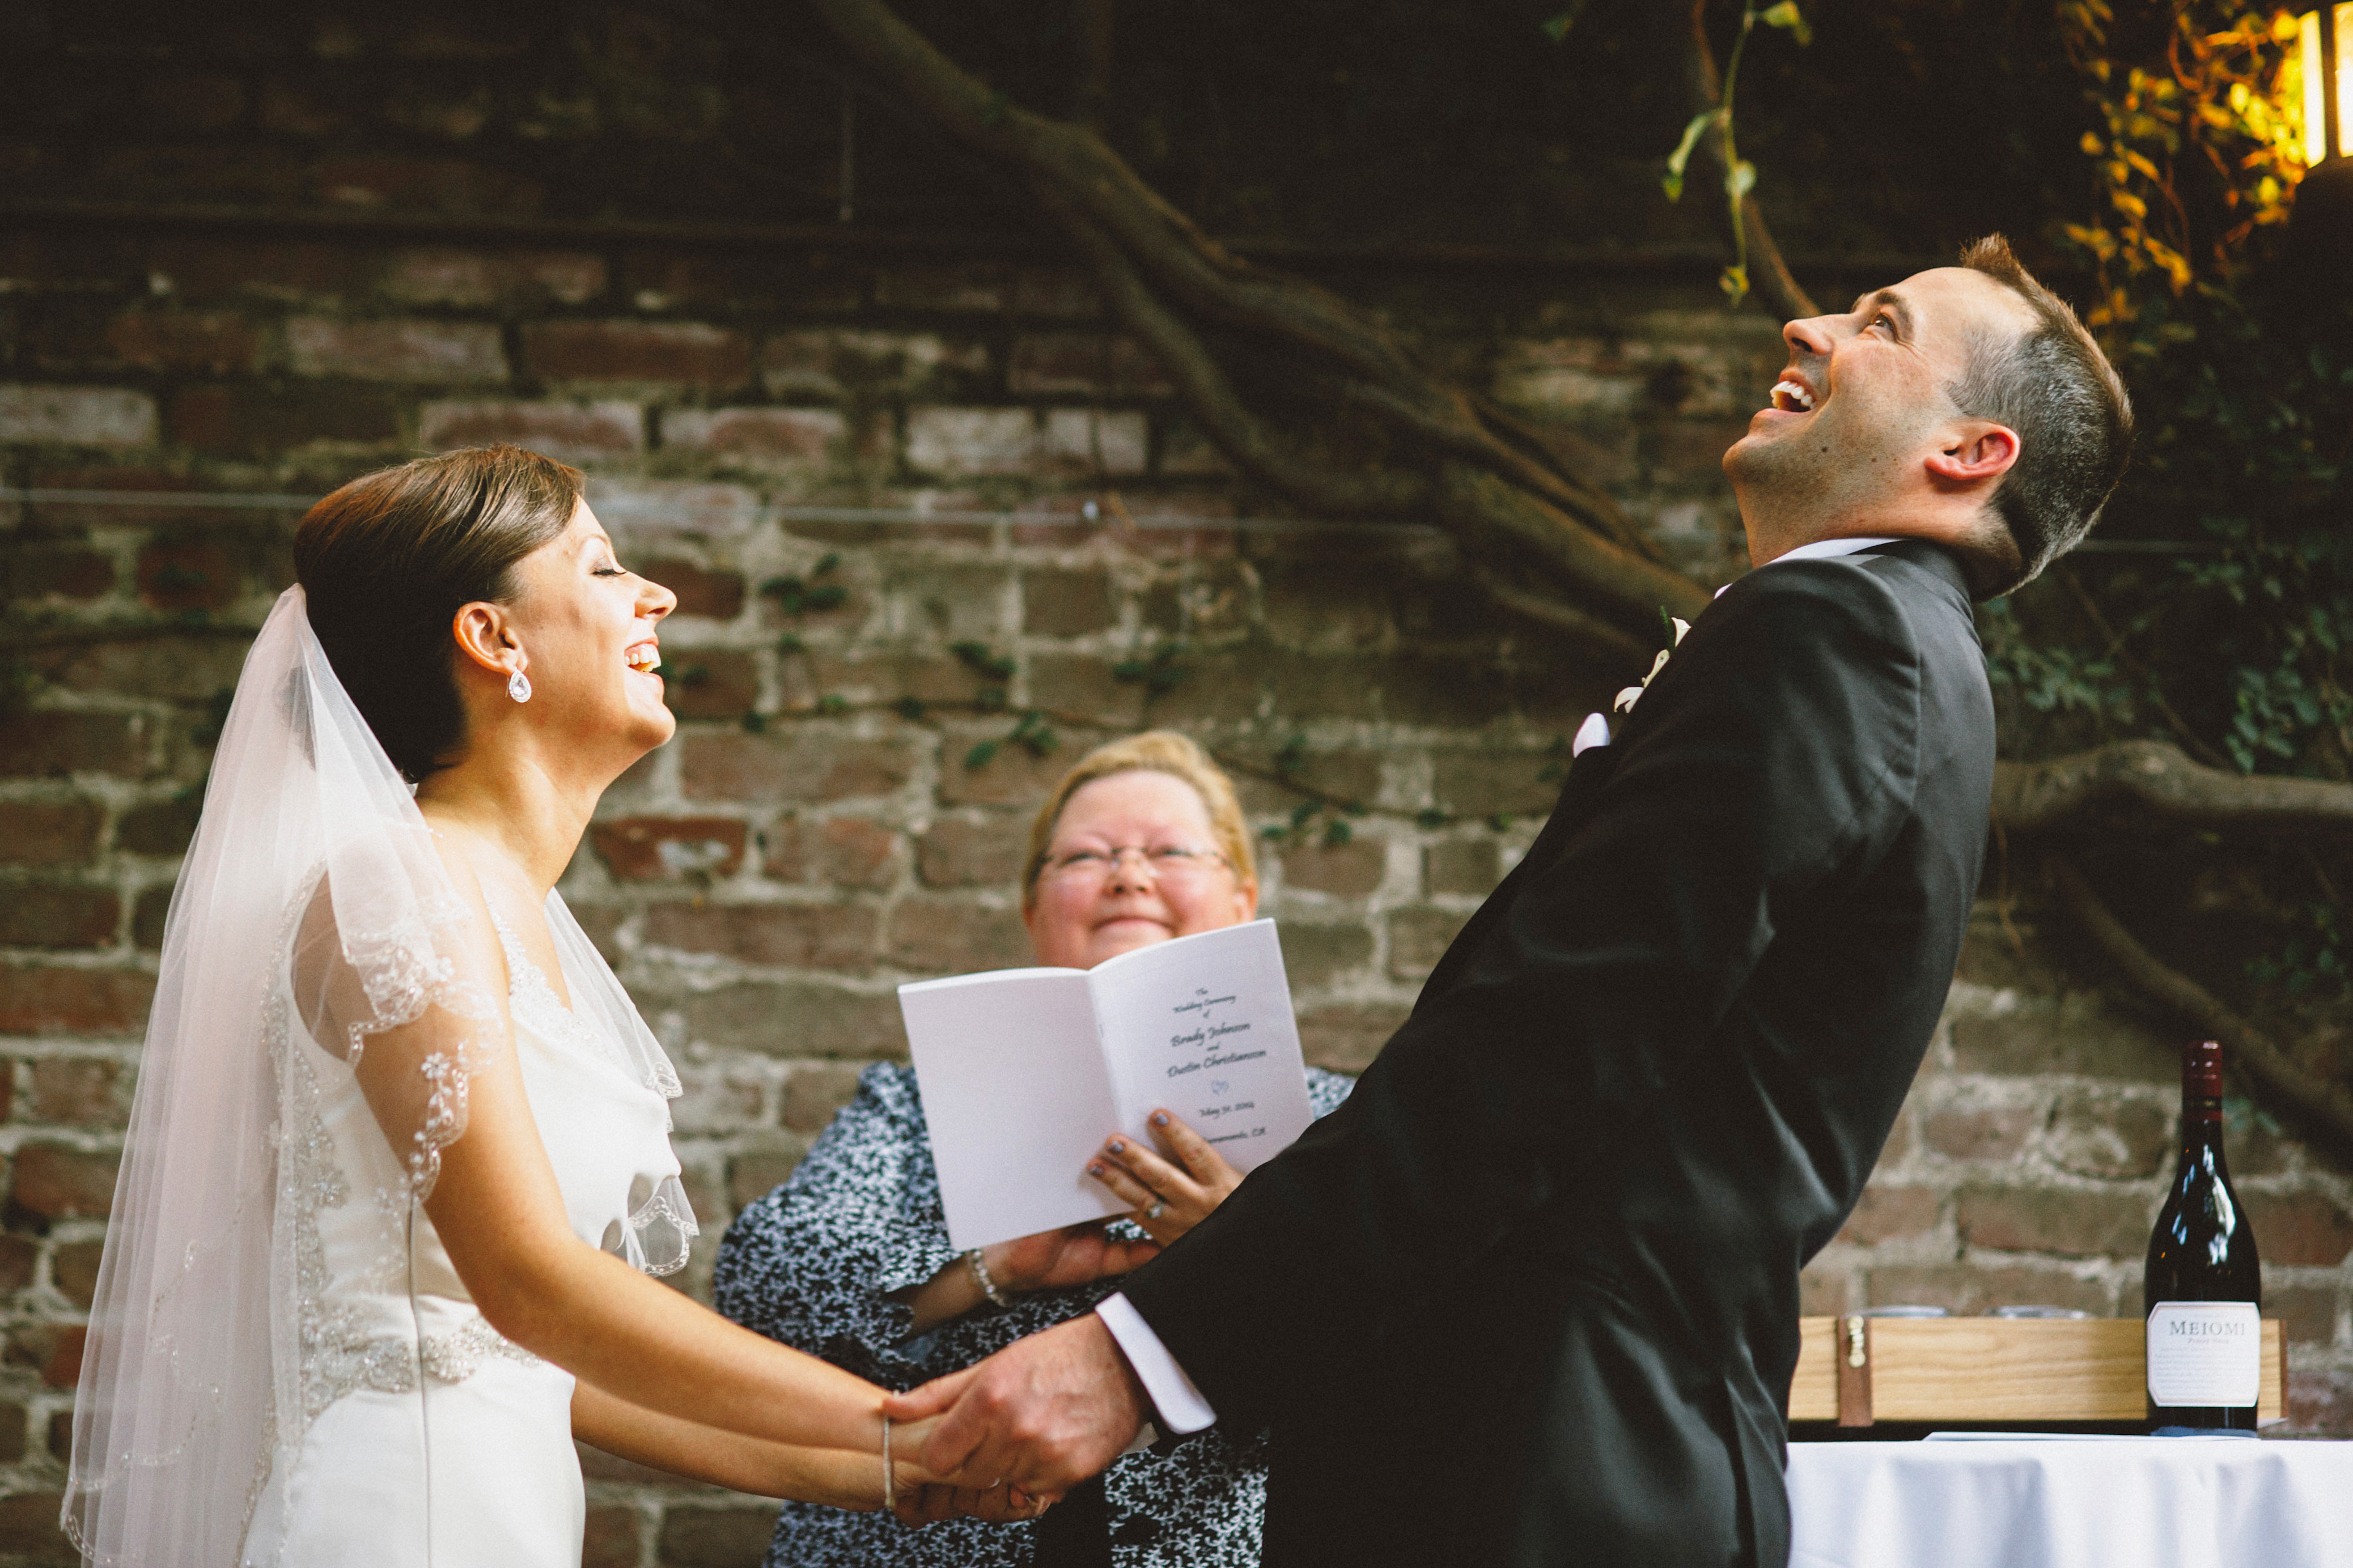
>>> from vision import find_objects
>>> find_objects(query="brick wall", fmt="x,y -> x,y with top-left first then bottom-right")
3,215 -> 2348,1566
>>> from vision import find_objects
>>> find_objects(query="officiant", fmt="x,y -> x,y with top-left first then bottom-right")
714,730 -> 1354,1568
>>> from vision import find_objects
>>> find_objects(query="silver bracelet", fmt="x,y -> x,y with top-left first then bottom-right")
965,1247 -> 1012,1309
880,1414 -> 895,1512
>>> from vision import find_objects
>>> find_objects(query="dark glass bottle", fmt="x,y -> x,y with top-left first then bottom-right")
2143,1040 -> 2262,1434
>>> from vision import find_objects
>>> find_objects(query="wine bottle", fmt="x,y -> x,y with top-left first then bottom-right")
2143,1039 -> 2262,1434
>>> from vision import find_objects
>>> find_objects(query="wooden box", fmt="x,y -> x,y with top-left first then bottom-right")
1788,1315 -> 2286,1427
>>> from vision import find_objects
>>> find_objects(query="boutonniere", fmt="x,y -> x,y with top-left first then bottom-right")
1614,614 -> 1692,714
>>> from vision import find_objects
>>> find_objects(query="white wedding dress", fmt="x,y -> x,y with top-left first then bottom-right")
67,589 -> 694,1568
240,899 -> 696,1568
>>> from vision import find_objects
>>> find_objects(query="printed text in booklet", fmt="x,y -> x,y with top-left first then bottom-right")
900,919 -> 1313,1251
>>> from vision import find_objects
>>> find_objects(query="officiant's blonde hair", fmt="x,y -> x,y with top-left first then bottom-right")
1023,730 -> 1256,906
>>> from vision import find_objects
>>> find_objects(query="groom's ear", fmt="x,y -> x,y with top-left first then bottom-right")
450,602 -> 516,677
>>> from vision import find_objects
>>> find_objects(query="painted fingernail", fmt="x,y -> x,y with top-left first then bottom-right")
1106,1140 -> 1125,1153
1087,1163 -> 1104,1176
1151,1112 -> 1169,1127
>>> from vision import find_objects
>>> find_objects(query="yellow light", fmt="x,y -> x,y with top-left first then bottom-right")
2300,4 -> 2353,165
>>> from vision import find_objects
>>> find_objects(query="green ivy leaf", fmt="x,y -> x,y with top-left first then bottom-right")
965,739 -> 1000,770
1661,110 -> 1719,202
1760,2 -> 1812,46
1321,817 -> 1354,848
1538,2 -> 1587,43
1725,159 -> 1757,202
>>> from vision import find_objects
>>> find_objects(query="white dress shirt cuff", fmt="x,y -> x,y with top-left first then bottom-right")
1095,1293 -> 1218,1435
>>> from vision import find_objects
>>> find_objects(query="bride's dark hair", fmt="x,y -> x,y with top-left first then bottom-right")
295,444 -> 583,782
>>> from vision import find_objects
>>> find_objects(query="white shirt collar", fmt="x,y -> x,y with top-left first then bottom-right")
1716,534 -> 1901,598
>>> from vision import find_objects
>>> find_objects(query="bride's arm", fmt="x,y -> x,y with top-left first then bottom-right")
569,1382 -> 1045,1523
345,865 -> 889,1460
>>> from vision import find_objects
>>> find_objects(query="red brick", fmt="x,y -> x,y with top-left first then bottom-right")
680,733 -> 917,804
800,652 -> 973,709
0,1237 -> 35,1296
137,72 -> 246,129
285,316 -> 508,383
415,398 -> 643,461
1424,839 -> 1502,897
658,1506 -> 783,1568
1283,923 -> 1376,988
1835,1185 -> 1943,1246
681,981 -> 904,1059
0,886 -> 120,950
2044,1087 -> 2172,1179
904,407 -> 1038,475
1432,751 -> 1562,818
581,1505 -> 639,1568
0,384 -> 157,447
38,635 -> 251,703
3,1324 -> 87,1388
1921,1101 -> 2037,1163
1041,409 -> 1147,475
0,801 -> 103,869
759,329 -> 987,398
145,237 -> 370,304
0,1488 -> 70,1563
523,320 -> 751,388
936,731 -> 1069,808
1021,567 -> 1119,637
1296,1001 -> 1407,1072
762,817 -> 899,890
874,266 -> 1011,314
640,902 -> 877,971
0,712 -> 151,779
1385,906 -> 1465,980
133,537 -> 240,612
103,308 -> 261,375
168,382 -> 402,457
51,1240 -> 104,1310
8,544 -> 115,604
380,247 -> 607,308
1014,268 -> 1104,318
1282,840 -> 1385,899
311,155 -> 542,216
588,817 -> 747,882
115,793 -> 201,856
29,1058 -> 129,1127
885,898 -> 1032,974
727,1141 -> 810,1210
659,651 -> 757,721
11,1144 -> 120,1220
0,966 -> 154,1035
662,407 -> 842,466
780,1063 -> 866,1133
2268,1282 -> 2343,1348
1955,1185 -> 2151,1258
635,559 -> 745,620
915,816 -> 1030,889
1007,333 -> 1173,397
2242,1193 -> 2353,1267
132,887 -> 172,951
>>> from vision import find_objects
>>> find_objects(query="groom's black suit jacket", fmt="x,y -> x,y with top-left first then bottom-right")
1117,538 -> 1994,1567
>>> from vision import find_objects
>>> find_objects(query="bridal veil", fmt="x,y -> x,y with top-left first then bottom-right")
63,585 -> 684,1565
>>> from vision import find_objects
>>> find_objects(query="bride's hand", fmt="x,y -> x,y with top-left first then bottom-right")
1086,1110 -> 1241,1244
888,1416 -> 1054,1525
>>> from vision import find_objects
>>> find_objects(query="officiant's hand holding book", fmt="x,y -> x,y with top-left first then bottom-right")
898,918 -> 1315,1253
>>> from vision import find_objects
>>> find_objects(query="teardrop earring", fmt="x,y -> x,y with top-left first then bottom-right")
507,668 -> 532,704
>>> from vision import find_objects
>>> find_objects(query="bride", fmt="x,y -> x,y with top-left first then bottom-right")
65,445 -> 1029,1565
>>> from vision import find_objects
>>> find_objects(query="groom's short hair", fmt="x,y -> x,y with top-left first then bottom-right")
1947,235 -> 2134,598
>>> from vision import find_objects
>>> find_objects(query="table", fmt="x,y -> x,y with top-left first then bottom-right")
1786,1435 -> 2353,1568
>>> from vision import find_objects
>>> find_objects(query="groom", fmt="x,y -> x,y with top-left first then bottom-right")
888,237 -> 2132,1566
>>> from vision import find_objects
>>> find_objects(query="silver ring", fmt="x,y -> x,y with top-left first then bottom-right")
1144,1200 -> 1166,1220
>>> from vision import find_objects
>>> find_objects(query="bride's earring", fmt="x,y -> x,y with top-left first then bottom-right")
506,664 -> 532,703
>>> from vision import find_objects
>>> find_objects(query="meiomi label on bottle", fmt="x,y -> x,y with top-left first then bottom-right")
2146,1301 -> 2260,1407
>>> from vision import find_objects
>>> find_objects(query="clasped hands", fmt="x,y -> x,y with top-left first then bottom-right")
883,1108 -> 1234,1525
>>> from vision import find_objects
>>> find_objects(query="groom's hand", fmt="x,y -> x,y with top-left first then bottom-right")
881,1315 -> 1146,1495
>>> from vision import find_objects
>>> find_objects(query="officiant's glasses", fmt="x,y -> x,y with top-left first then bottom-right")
1041,843 -> 1230,885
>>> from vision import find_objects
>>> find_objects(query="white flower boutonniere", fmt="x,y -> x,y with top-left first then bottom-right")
1614,615 -> 1692,713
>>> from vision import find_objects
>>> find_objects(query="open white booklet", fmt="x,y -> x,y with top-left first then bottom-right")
900,918 -> 1314,1251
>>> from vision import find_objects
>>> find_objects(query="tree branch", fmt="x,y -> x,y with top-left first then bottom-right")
1682,0 -> 1818,322
1991,740 -> 2353,834
2049,856 -> 2353,1161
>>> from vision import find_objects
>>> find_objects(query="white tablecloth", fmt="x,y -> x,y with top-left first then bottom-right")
1786,1436 -> 2353,1568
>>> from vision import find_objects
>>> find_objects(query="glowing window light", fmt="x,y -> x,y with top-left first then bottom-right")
2301,5 -> 2353,165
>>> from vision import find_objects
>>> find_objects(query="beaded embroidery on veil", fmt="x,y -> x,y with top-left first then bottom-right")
63,587 -> 690,1567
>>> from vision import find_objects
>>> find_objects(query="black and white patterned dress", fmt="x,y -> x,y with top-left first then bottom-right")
714,1061 -> 1356,1568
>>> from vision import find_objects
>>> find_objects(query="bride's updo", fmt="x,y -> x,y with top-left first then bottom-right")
295,444 -> 583,782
